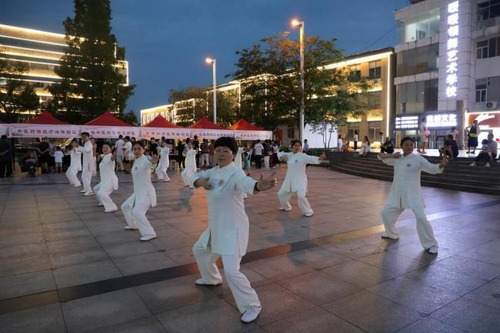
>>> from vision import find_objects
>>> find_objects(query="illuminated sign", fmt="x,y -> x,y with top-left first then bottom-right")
426,113 -> 457,128
395,115 -> 419,129
445,1 -> 459,98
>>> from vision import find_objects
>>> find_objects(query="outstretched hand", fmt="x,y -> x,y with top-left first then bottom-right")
256,172 -> 277,192
318,152 -> 326,160
150,154 -> 159,165
439,156 -> 449,169
196,177 -> 212,190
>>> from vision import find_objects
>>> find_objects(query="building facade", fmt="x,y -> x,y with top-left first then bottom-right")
0,23 -> 129,115
394,0 -> 500,148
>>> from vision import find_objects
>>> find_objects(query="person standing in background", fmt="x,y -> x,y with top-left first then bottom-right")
466,120 -> 480,155
114,135 -> 125,171
66,140 -> 81,187
417,117 -> 429,154
156,140 -> 170,182
0,135 -> 13,178
353,130 -> 359,151
302,139 -> 309,154
253,140 -> 264,169
77,132 -> 95,196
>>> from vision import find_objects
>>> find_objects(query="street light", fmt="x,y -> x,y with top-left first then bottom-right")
205,57 -> 217,124
291,19 -> 305,144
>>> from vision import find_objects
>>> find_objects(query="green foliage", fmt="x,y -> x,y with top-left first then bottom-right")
119,110 -> 138,125
49,0 -> 134,123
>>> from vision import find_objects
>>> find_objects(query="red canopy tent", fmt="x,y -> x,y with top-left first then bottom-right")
9,111 -> 80,138
228,118 -> 264,131
229,118 -> 272,141
188,116 -> 233,139
81,111 -> 140,138
141,115 -> 191,139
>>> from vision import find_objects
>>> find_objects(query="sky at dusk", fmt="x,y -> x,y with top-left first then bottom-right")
2,0 -> 410,117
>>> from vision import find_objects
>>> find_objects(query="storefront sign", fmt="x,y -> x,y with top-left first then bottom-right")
445,1 -> 460,98
426,113 -> 457,128
395,115 -> 419,130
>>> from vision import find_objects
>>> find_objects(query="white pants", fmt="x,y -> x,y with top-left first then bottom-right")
81,169 -> 93,194
381,204 -> 437,249
93,182 -> 117,212
116,154 -> 124,171
66,168 -> 80,186
277,188 -> 313,215
264,156 -> 270,169
200,153 -> 210,166
193,238 -> 260,313
156,164 -> 170,181
121,194 -> 156,237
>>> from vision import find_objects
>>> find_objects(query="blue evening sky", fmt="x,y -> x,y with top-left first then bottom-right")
2,0 -> 409,116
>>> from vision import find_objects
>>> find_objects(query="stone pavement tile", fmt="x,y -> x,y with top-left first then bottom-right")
476,239 -> 500,254
40,212 -> 81,225
287,246 -> 351,269
320,232 -> 387,260
134,275 -> 220,314
112,252 -> 177,276
245,256 -> 315,281
90,316 -> 167,333
431,255 -> 500,281
325,290 -> 424,333
0,253 -> 51,276
50,247 -> 110,268
62,289 -> 153,333
164,246 -> 196,266
0,233 -> 44,248
0,303 -> 66,333
322,260 -> 399,288
369,276 -> 460,314
430,298 -> 500,332
155,297 -> 263,333
261,307 -> 363,333
42,225 -> 93,242
152,227 -> 198,251
463,280 -> 500,311
0,270 -> 55,300
455,244 -> 500,267
356,251 -> 432,276
93,229 -> 140,246
101,239 -> 159,258
397,316 -> 466,333
53,259 -> 122,288
277,270 -> 362,305
210,267 -> 272,299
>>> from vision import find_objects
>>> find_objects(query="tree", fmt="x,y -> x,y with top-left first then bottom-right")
0,52 -> 40,122
119,110 -> 138,125
232,33 -> 371,140
49,0 -> 134,123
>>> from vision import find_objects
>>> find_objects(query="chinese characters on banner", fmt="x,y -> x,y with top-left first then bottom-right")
9,124 -> 81,138
446,1 -> 459,98
426,113 -> 457,128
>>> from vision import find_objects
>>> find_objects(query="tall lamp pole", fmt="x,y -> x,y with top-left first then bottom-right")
291,19 -> 305,144
205,57 -> 217,124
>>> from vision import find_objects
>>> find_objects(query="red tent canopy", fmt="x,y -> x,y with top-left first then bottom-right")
228,119 -> 264,131
143,115 -> 183,128
26,111 -> 68,125
188,116 -> 225,130
85,111 -> 131,127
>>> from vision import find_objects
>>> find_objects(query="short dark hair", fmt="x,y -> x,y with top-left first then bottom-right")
400,137 -> 414,146
290,139 -> 302,147
102,142 -> 112,148
133,141 -> 145,149
214,137 -> 238,154
81,132 -> 90,137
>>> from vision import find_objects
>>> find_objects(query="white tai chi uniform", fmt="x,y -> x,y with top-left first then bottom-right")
114,138 -> 125,171
121,155 -> 157,238
93,154 -> 118,212
379,153 -> 443,250
66,149 -> 81,186
156,147 -> 170,182
234,147 -> 244,169
277,151 -> 320,215
181,148 -> 197,187
189,163 -> 261,314
77,141 -> 95,194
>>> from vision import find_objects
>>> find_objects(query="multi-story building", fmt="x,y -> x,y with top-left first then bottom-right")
394,0 -> 500,148
0,23 -> 129,114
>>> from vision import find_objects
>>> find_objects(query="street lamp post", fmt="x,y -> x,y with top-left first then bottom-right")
205,57 -> 217,124
291,19 -> 305,144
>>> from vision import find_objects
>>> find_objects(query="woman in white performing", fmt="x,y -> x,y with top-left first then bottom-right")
66,139 -> 81,187
156,140 -> 170,182
181,141 -> 197,188
76,132 -> 96,196
189,137 -> 276,324
277,140 -> 326,217
121,142 -> 159,241
93,142 -> 119,213
378,137 -> 448,254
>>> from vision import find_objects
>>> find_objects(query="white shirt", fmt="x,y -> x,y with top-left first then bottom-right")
131,155 -> 156,207
68,149 -> 81,171
158,147 -> 170,168
253,143 -> 264,155
278,151 -> 320,192
234,147 -> 244,169
115,139 -> 124,156
189,163 -> 257,255
184,148 -> 197,173
53,151 -> 64,163
77,140 -> 95,171
98,154 -> 118,190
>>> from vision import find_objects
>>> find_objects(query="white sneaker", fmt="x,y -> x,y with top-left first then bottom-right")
241,306 -> 261,323
427,245 -> 438,254
195,278 -> 222,286
486,162 -> 491,167
304,213 -> 313,217
140,235 -> 156,241
381,232 -> 399,240
279,207 -> 292,212
469,162 -> 477,167
80,189 -> 86,193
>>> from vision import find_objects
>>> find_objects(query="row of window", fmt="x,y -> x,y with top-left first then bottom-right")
475,76 -> 500,102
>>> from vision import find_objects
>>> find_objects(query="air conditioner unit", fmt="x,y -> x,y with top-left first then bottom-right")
486,101 -> 498,109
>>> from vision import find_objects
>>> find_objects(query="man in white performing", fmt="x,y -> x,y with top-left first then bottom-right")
77,132 -> 95,196
156,140 -> 170,182
277,139 -> 326,217
378,137 -> 448,254
114,135 -> 125,171
66,139 -> 81,187
189,137 -> 276,324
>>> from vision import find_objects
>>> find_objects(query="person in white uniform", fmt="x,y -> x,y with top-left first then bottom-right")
156,140 -> 170,182
93,142 -> 119,213
114,135 -> 125,171
66,139 -> 81,187
181,142 -> 197,188
121,142 -> 159,241
76,132 -> 95,196
378,136 -> 449,254
277,139 -> 326,217
189,137 -> 276,324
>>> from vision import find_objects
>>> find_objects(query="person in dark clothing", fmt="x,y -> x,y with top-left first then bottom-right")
0,135 -> 13,177
37,137 -> 51,173
176,140 -> 187,170
439,134 -> 459,160
380,137 -> 394,154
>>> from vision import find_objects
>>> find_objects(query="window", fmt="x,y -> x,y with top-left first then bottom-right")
368,121 -> 382,142
287,125 -> 295,139
369,60 -> 382,79
476,37 -> 500,59
476,80 -> 487,102
478,0 -> 500,21
477,40 -> 489,59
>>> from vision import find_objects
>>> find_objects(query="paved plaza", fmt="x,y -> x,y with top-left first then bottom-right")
1,164 -> 500,332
